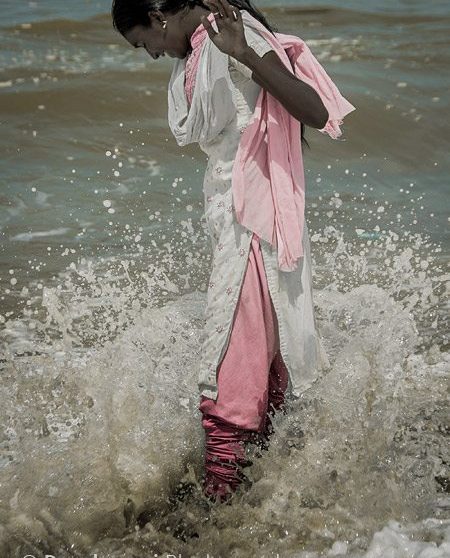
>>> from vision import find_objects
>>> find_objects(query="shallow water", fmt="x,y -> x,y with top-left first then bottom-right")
0,1 -> 449,557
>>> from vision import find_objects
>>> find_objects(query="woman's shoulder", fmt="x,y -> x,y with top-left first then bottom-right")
240,10 -> 275,57
228,11 -> 275,78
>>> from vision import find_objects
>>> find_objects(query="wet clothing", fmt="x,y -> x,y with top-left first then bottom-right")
199,233 -> 289,501
167,10 -> 354,500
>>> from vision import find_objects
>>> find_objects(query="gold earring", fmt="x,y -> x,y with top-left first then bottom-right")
162,20 -> 167,29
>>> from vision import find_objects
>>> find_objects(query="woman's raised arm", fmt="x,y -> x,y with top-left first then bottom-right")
201,0 -> 329,128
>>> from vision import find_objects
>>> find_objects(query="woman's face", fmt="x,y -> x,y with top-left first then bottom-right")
123,13 -> 190,60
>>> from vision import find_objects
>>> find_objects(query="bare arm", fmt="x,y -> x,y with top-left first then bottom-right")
201,0 -> 329,128
237,47 -> 329,129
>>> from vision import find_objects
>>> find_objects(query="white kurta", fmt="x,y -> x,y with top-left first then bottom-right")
169,18 -> 330,402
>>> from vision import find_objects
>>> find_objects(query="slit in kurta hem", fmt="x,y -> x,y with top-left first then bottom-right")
199,231 -> 282,403
198,231 -> 254,401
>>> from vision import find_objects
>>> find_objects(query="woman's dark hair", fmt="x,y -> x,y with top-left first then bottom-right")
111,0 -> 309,150
112,0 -> 276,36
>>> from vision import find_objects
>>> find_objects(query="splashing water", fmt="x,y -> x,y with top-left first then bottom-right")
0,217 -> 448,557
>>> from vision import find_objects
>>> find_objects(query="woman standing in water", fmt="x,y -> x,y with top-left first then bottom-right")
111,0 -> 355,504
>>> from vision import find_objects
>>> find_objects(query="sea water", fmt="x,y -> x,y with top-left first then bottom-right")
0,1 -> 449,556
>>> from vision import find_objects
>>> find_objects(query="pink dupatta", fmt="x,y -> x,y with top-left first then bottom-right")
185,11 -> 356,271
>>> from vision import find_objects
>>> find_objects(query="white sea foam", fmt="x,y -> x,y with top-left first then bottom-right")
10,227 -> 71,241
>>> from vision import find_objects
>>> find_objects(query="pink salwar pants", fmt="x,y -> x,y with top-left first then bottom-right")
198,233 -> 289,502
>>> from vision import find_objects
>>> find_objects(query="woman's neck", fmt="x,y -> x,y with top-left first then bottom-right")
182,5 -> 211,46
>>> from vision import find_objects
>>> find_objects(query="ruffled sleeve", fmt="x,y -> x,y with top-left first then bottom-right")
293,41 -> 356,139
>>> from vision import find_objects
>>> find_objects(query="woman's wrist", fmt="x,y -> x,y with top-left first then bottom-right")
234,44 -> 261,69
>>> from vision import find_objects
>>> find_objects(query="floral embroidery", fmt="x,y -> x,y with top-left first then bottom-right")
239,247 -> 246,256
227,204 -> 233,213
209,281 -> 215,288
218,243 -> 224,251
226,287 -> 232,295
215,166 -> 223,174
216,325 -> 224,333
217,200 -> 225,208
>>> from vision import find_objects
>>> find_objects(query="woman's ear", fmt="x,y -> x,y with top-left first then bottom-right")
147,9 -> 165,27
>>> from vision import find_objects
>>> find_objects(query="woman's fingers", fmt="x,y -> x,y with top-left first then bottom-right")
202,0 -> 242,46
215,0 -> 231,18
215,0 -> 240,23
204,0 -> 223,18
204,0 -> 226,32
204,0 -> 239,22
200,14 -> 218,38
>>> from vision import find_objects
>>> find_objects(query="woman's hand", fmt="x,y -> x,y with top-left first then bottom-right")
201,0 -> 249,61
